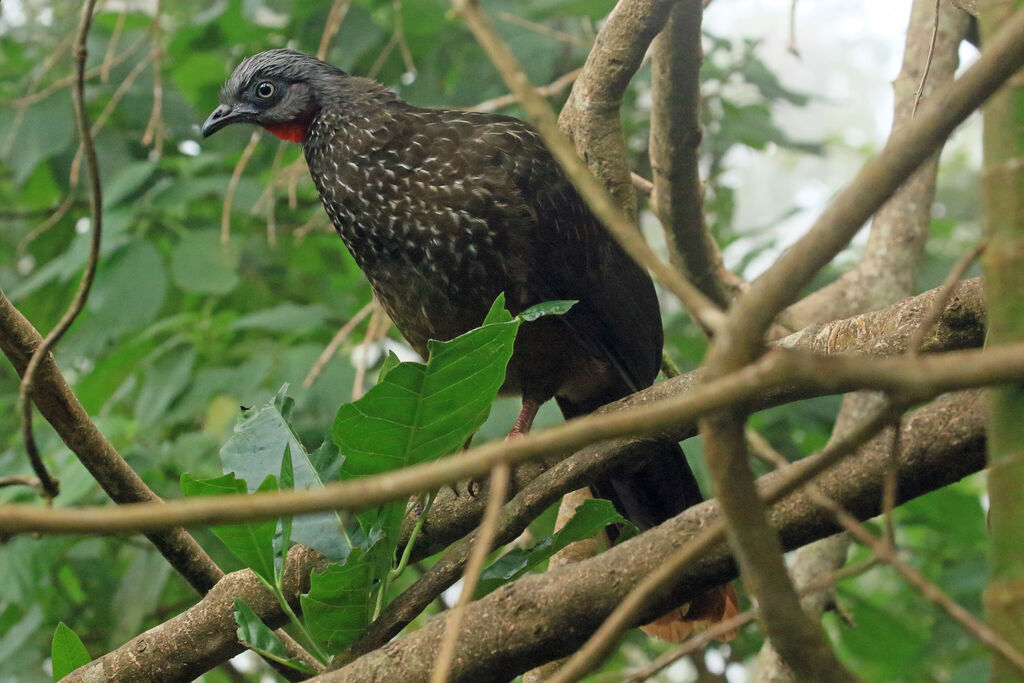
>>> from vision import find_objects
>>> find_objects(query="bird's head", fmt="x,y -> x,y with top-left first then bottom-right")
202,49 -> 346,144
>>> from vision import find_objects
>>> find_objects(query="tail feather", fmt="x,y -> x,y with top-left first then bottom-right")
557,395 -> 738,642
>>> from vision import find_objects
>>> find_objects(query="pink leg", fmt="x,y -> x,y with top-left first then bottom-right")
508,399 -> 542,440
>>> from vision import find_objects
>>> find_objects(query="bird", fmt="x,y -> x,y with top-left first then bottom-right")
202,48 -> 737,640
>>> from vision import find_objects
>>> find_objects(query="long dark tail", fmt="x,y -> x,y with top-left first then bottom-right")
555,396 -> 703,532
556,393 -> 740,641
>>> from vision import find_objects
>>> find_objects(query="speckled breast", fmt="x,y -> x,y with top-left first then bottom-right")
303,109 -> 531,355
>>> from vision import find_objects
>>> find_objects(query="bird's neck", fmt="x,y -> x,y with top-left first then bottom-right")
302,93 -> 410,257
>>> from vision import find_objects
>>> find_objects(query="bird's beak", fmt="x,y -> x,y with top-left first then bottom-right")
201,103 -> 260,138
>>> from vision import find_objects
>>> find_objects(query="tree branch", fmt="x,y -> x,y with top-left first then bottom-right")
69,390 -> 985,682
0,291 -> 224,594
650,0 -> 737,307
320,391 -> 986,682
559,0 -> 677,219
63,546 -> 326,682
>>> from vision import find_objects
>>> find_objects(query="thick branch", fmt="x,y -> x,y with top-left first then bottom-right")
64,546 -> 325,682
321,391 -> 986,682
558,0 -> 677,219
650,0 -> 735,307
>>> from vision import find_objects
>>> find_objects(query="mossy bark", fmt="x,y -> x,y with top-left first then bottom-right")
978,1 -> 1024,680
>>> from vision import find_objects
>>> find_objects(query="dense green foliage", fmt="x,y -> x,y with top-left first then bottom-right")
0,1 -> 989,681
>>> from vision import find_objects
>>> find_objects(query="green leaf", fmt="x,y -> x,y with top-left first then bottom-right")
300,548 -> 379,652
220,388 -> 350,563
102,160 -> 156,208
170,230 -> 239,295
87,241 -> 167,338
51,622 -> 91,681
334,295 -> 519,478
518,299 -> 576,322
134,346 -> 197,428
333,294 -> 520,561
180,472 -> 278,585
232,598 -> 315,675
377,350 -> 401,382
229,303 -> 331,333
476,499 -> 625,597
275,446 -> 294,582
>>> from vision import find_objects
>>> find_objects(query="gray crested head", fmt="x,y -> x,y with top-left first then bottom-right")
201,49 -> 391,143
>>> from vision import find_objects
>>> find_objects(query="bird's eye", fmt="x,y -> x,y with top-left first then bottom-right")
256,81 -> 275,98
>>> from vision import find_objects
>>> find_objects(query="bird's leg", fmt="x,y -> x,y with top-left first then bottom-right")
474,398 -> 542,498
508,398 -> 541,440
465,399 -> 541,497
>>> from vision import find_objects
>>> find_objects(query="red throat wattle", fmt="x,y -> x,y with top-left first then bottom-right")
264,121 -> 306,143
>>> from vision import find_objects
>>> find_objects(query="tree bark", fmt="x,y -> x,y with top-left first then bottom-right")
978,2 -> 1024,680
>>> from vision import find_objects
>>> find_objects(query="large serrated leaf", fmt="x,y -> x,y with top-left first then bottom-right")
333,295 -> 520,563
300,548 -> 379,652
220,387 -> 350,563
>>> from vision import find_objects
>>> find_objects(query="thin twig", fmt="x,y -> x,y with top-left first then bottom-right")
9,34 -> 151,108
19,0 -> 105,501
317,0 -> 352,60
302,300 -> 376,388
100,9 -> 127,82
221,130 -> 262,246
430,461 -> 510,683
368,35 -> 398,80
631,172 -> 654,197
394,0 -> 417,76
786,0 -> 801,57
470,68 -> 581,113
882,424 -> 900,545
141,0 -> 165,157
16,194 -> 77,260
496,11 -> 590,47
2,32 -> 75,155
0,476 -> 43,492
912,0 -> 942,118
352,301 -> 388,400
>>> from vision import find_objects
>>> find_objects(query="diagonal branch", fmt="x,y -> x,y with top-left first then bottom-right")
0,291 -> 224,594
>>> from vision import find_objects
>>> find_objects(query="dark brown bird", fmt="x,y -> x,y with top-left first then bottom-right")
203,49 -> 736,639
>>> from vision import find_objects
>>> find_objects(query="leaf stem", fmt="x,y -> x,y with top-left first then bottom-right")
267,580 -> 331,664
391,493 -> 433,581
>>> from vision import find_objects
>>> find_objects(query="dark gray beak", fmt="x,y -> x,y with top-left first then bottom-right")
201,103 -> 260,138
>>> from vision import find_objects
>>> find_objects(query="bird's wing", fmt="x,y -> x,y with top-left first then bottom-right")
475,117 -> 664,394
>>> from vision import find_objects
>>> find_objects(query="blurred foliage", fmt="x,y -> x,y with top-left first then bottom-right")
0,1 -> 989,681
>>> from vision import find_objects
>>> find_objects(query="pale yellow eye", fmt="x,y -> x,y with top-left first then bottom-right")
256,81 -> 275,98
